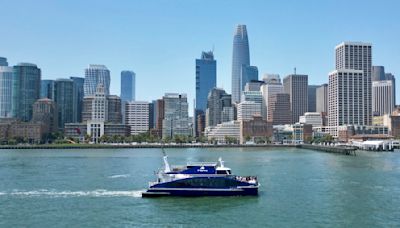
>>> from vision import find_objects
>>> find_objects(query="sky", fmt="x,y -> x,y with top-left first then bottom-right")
1,0 -> 400,113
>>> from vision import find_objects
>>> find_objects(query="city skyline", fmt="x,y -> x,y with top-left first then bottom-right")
1,0 -> 400,112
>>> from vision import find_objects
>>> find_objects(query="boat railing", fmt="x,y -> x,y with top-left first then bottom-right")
236,176 -> 258,184
148,181 -> 158,187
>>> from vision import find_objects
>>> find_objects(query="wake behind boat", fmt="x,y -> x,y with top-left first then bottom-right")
142,155 -> 259,197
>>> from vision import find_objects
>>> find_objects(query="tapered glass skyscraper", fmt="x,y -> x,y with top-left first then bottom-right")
84,65 -> 110,97
231,24 -> 250,104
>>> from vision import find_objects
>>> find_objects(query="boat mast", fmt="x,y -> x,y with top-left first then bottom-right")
162,147 -> 171,173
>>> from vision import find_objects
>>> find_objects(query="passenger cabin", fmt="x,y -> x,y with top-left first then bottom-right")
167,162 -> 232,175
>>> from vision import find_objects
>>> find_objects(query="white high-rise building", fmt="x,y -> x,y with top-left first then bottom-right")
0,66 -> 13,118
335,42 -> 372,125
372,80 -> 395,116
125,101 -> 149,135
328,69 -> 364,127
237,101 -> 261,121
91,84 -> 108,121
162,93 -> 190,138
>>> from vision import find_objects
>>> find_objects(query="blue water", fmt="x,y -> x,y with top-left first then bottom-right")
0,148 -> 399,227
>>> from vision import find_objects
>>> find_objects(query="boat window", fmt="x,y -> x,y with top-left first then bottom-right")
216,170 -> 226,174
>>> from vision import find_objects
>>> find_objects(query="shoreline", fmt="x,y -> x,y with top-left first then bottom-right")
0,144 -> 358,155
0,143 -> 298,149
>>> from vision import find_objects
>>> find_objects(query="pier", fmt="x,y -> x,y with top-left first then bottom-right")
299,144 -> 357,156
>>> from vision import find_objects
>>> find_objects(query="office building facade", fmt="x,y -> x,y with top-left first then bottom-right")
125,101 -> 149,135
267,93 -> 291,125
283,74 -> 308,124
335,42 -> 372,125
372,80 -> 395,116
328,69 -> 364,127
70,77 -> 84,122
162,93 -> 190,138
206,88 -> 232,127
316,84 -> 328,113
308,85 -> 319,112
40,80 -> 54,99
12,63 -> 41,122
54,79 -> 75,130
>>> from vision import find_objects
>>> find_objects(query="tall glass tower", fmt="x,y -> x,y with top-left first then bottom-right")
84,65 -> 110,97
120,71 -> 135,102
12,63 -> 41,122
231,24 -> 250,104
54,79 -> 75,130
196,51 -> 216,112
195,51 -> 216,137
70,77 -> 84,122
40,79 -> 54,99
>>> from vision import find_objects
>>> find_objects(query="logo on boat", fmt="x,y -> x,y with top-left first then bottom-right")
197,166 -> 208,172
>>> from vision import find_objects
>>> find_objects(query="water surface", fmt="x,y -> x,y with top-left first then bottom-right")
0,148 -> 399,227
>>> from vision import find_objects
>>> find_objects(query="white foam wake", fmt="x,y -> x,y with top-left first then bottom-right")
0,189 -> 144,198
108,174 -> 131,179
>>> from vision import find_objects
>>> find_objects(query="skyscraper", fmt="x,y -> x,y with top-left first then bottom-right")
12,63 -> 41,122
260,74 -> 284,120
237,101 -> 261,121
206,88 -> 233,127
268,93 -> 291,125
40,80 -> 54,99
120,71 -> 135,102
372,80 -> 395,116
283,74 -> 308,124
385,73 -> 396,105
316,84 -> 328,113
120,71 -> 135,124
335,42 -> 372,125
162,93 -> 190,138
240,65 -> 258,94
70,77 -> 84,122
0,66 -> 13,118
0,57 -> 8,66
54,79 -> 75,130
231,24 -> 250,103
195,51 -> 216,136
328,70 -> 363,126
307,85 -> 319,112
372,66 -> 385,81
84,65 -> 110,97
196,51 -> 216,112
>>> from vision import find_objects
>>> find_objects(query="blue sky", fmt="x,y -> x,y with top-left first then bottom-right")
1,0 -> 399,112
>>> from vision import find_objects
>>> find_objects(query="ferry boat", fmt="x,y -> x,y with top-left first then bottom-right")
142,156 -> 259,197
